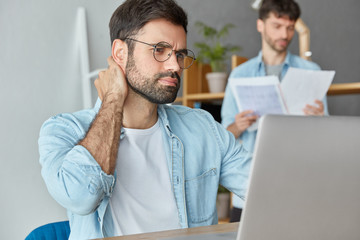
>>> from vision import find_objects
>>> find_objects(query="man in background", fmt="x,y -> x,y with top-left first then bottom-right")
39,0 -> 251,239
221,0 -> 328,222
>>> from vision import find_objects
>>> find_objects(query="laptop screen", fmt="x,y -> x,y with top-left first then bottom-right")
237,115 -> 360,240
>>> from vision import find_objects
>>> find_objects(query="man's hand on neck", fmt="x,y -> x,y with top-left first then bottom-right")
79,57 -> 128,175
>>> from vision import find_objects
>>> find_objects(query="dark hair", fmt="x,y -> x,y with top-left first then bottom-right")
259,0 -> 301,21
109,0 -> 188,52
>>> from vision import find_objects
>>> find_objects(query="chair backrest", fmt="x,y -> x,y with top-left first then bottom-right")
231,55 -> 248,70
25,221 -> 70,240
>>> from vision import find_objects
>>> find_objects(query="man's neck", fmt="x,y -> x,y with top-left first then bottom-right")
122,91 -> 159,129
262,46 -> 287,66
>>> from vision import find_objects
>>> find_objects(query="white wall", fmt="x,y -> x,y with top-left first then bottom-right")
0,0 -> 123,239
1,0 -> 359,239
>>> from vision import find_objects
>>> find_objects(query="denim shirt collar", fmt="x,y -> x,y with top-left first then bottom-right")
255,50 -> 292,67
255,51 -> 292,79
157,105 -> 173,137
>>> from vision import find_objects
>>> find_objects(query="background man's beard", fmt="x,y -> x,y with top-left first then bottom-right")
268,37 -> 291,53
263,29 -> 291,53
125,55 -> 181,104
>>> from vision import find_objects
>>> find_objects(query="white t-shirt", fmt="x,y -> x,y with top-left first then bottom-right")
109,119 -> 180,236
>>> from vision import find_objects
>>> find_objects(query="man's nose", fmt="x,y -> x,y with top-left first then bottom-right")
164,52 -> 181,72
280,27 -> 289,38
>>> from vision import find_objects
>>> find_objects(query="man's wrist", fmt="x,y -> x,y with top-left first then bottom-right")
103,92 -> 126,109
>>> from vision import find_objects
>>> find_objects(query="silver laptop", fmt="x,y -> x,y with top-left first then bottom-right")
236,114 -> 360,240
164,115 -> 360,240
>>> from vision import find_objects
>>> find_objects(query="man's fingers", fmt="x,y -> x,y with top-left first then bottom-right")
239,118 -> 257,129
314,99 -> 323,106
246,115 -> 258,121
303,104 -> 324,116
238,110 -> 256,117
98,70 -> 105,78
107,56 -> 115,66
235,114 -> 258,130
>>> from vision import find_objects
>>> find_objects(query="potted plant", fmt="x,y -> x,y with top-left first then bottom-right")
194,21 -> 241,93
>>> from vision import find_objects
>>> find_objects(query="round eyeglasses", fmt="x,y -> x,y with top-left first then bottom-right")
124,38 -> 196,69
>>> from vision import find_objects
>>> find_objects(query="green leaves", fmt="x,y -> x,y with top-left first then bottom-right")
218,23 -> 236,39
194,21 -> 241,72
218,184 -> 230,193
195,21 -> 217,40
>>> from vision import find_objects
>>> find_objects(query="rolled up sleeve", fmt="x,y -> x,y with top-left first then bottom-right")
39,113 -> 115,215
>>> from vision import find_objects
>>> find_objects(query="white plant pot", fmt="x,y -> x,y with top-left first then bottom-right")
206,72 -> 228,93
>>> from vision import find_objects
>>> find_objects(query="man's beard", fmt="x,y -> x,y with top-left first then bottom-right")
125,54 -> 181,104
264,29 -> 291,53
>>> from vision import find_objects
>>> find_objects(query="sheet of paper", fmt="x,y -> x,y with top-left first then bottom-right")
280,67 -> 335,115
230,76 -> 287,116
230,76 -> 287,131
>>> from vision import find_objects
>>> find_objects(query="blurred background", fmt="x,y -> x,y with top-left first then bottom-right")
1,0 -> 359,239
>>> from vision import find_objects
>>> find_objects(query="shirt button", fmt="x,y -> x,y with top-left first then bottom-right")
98,217 -> 101,222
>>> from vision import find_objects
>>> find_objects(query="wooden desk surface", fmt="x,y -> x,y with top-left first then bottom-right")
95,223 -> 239,240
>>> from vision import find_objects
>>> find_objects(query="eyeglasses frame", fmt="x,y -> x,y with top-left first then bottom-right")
123,37 -> 196,69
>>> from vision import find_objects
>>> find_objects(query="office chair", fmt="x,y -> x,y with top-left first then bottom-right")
25,221 -> 70,240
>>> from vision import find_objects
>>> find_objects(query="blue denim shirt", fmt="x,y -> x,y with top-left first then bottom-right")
221,51 -> 328,208
39,98 -> 252,240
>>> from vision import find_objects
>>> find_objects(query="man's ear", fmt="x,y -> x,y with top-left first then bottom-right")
112,39 -> 128,71
257,19 -> 264,33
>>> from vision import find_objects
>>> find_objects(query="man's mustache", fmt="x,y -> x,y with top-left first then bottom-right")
155,72 -> 181,82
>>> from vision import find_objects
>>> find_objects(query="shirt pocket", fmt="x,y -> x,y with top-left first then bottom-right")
185,168 -> 218,223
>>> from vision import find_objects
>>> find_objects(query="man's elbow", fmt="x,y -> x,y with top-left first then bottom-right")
67,197 -> 102,215
52,188 -> 104,216
44,171 -> 105,216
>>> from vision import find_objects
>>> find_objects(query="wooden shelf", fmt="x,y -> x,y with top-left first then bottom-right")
175,92 -> 224,106
177,59 -> 229,107
178,56 -> 360,108
327,82 -> 360,95
177,82 -> 360,105
186,92 -> 225,101
176,57 -> 248,108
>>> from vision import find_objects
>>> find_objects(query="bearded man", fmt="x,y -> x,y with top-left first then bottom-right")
221,0 -> 328,223
39,0 -> 251,239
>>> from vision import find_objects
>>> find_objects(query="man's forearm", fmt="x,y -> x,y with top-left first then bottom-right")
79,93 -> 123,175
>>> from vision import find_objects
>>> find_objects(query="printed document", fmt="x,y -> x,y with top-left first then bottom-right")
230,67 -> 335,130
280,67 -> 335,115
230,76 -> 287,116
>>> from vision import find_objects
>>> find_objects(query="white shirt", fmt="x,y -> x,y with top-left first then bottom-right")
109,119 -> 180,236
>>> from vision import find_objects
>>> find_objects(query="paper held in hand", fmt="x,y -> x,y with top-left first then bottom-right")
230,67 -> 335,130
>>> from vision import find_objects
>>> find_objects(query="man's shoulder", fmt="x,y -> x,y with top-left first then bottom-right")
53,108 -> 96,125
230,56 -> 259,77
40,108 -> 96,137
288,53 -> 321,70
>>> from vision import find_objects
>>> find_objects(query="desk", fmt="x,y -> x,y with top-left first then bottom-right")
95,223 -> 239,240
